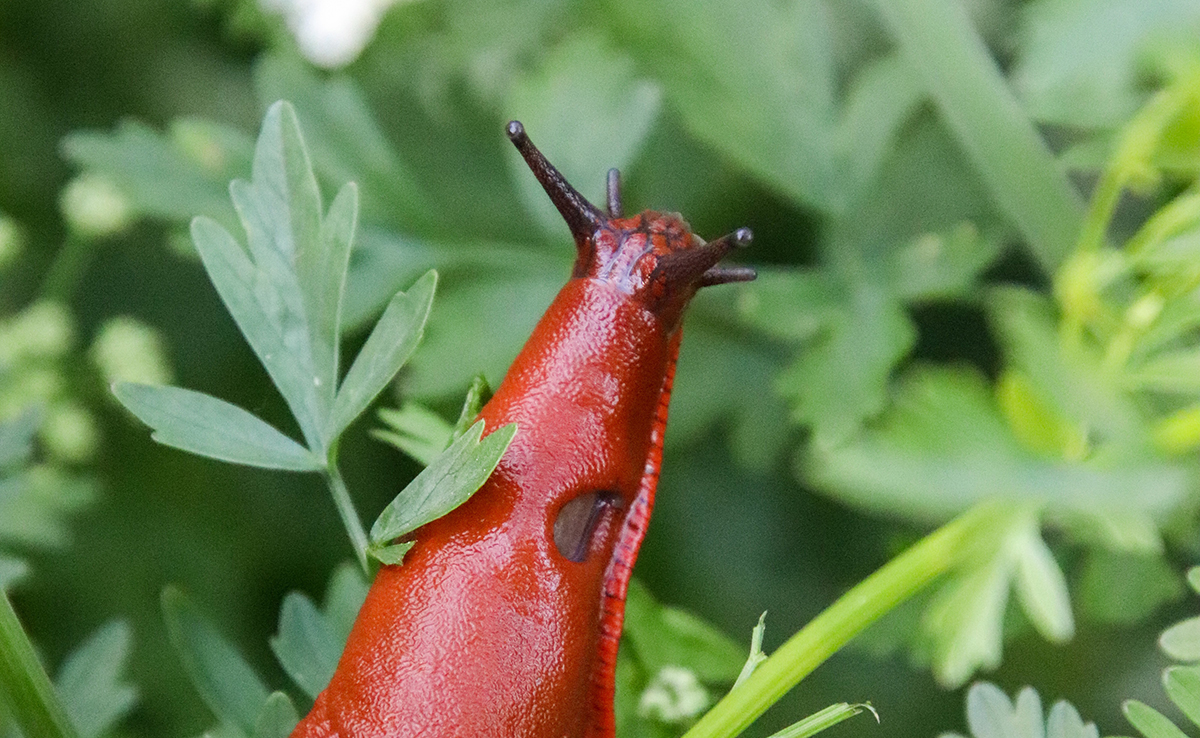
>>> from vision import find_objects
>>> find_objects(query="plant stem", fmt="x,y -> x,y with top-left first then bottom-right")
680,505 -> 989,738
325,463 -> 370,573
874,0 -> 1084,276
0,590 -> 80,738
39,234 -> 93,303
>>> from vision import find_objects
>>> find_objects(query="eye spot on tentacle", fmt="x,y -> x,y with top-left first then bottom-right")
553,491 -> 622,562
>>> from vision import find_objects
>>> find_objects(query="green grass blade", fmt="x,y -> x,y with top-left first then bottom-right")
0,590 -> 80,738
874,0 -> 1084,274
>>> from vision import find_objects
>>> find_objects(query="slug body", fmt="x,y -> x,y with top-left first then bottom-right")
292,123 -> 753,738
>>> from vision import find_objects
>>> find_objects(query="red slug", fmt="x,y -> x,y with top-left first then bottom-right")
292,121 -> 754,738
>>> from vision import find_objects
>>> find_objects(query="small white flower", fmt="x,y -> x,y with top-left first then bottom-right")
260,0 -> 411,68
638,665 -> 711,724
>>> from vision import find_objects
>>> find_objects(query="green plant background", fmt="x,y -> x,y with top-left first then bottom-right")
3,1 -> 1200,737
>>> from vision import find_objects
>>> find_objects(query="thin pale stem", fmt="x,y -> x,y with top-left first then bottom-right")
0,590 -> 80,738
324,462 -> 370,573
681,505 -> 990,738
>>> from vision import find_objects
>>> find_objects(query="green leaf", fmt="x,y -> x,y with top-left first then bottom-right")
269,593 -> 340,699
836,54 -> 924,203
450,375 -> 493,442
253,55 -> 432,231
253,692 -> 298,738
988,287 -> 1147,448
327,270 -> 437,442
924,555 -> 1010,688
161,586 -> 270,735
1164,666 -> 1200,727
0,406 -> 40,470
736,270 -> 839,344
504,31 -> 662,239
1012,528 -> 1074,643
1012,0 -> 1200,129
875,0 -> 1085,273
368,420 -> 517,560
1162,617 -> 1200,662
368,542 -> 415,566
949,684 -> 1101,738
776,281 -> 915,442
0,557 -> 29,590
54,621 -> 137,738
623,579 -> 746,683
808,366 -> 1186,523
605,0 -> 841,211
731,613 -> 768,691
320,562 -> 369,644
0,468 -> 95,549
1189,567 -> 1200,594
1124,700 -> 1190,738
373,403 -> 454,466
888,223 -> 1004,302
0,589 -> 79,738
112,383 -> 322,472
60,118 -> 253,234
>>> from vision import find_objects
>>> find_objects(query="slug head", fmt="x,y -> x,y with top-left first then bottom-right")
506,121 -> 755,327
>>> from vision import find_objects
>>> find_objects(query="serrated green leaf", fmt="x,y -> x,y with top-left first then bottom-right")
1012,529 -> 1074,642
161,587 -> 270,735
1164,666 -> 1200,727
253,692 -> 298,738
112,383 -> 321,472
373,403 -> 453,466
0,407 -> 40,470
55,621 -> 137,738
504,32 -> 661,239
369,420 -> 517,548
624,579 -> 746,683
1124,700 -> 1190,738
327,270 -> 437,442
1161,617 -> 1200,661
270,593 -> 340,699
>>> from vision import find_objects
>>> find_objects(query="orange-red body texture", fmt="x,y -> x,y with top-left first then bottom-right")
291,122 -> 753,738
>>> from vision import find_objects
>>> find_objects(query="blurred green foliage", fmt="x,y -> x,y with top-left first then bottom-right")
4,0 -> 1200,736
